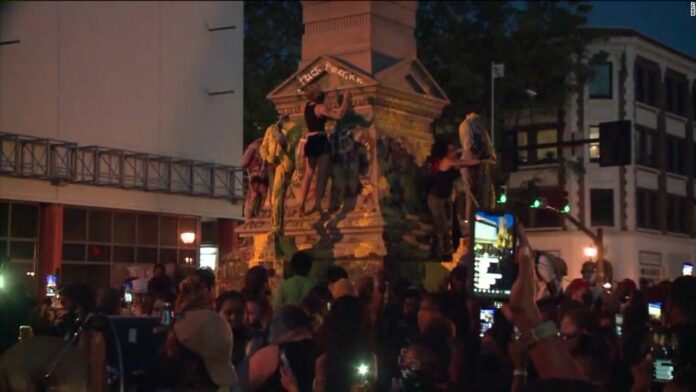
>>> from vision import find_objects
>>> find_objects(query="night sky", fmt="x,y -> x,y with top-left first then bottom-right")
587,1 -> 696,57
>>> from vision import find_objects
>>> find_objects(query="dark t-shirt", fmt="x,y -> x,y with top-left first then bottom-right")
257,338 -> 320,392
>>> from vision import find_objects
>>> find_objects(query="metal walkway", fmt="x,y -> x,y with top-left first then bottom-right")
0,132 -> 246,202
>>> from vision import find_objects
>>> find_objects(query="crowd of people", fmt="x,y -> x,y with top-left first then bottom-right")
2,223 -> 694,392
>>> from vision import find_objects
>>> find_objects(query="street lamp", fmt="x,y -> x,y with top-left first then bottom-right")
583,245 -> 598,260
180,232 -> 196,245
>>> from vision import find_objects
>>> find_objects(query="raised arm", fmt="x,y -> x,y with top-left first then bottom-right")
317,91 -> 350,120
440,157 -> 484,170
240,139 -> 262,167
510,223 -> 584,381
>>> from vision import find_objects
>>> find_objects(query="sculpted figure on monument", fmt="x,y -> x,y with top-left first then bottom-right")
240,137 -> 269,219
379,137 -> 426,216
259,115 -> 303,235
457,113 -> 497,224
298,87 -> 351,216
328,112 -> 371,213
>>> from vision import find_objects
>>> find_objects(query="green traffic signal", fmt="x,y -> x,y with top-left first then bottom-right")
497,193 -> 507,204
530,199 -> 542,208
562,204 -> 571,214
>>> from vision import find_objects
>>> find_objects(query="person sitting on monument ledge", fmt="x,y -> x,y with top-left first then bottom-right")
427,139 -> 487,260
299,86 -> 351,216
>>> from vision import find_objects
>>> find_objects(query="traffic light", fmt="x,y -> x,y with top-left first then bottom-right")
599,120 -> 631,167
530,198 -> 545,209
497,186 -> 507,204
561,191 -> 570,214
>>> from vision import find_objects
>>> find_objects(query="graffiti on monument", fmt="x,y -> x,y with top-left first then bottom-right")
296,60 -> 367,90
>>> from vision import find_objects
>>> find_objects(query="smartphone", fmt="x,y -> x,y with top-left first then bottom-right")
479,308 -> 495,337
652,331 -> 675,383
648,302 -> 661,322
469,210 -> 518,300
653,359 -> 674,382
683,262 -> 694,276
123,283 -> 133,304
46,275 -> 57,297
615,313 -> 623,337
279,350 -> 294,378
160,303 -> 173,326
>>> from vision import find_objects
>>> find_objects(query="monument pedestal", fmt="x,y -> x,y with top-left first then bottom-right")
235,2 -> 450,279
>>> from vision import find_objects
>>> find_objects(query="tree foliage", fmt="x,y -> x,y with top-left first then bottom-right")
243,1 -> 302,146
417,1 -> 604,139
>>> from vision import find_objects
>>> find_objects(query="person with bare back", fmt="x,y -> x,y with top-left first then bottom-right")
298,87 -> 351,216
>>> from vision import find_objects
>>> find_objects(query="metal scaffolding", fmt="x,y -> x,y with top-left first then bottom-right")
0,132 -> 245,202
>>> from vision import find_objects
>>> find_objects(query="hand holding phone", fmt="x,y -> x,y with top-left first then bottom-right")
279,350 -> 293,377
279,351 -> 299,392
651,331 -> 676,383
468,210 -> 518,300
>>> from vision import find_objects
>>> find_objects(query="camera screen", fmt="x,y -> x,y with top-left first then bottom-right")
653,359 -> 674,382
46,275 -> 57,297
648,302 -> 661,321
615,314 -> 623,336
470,210 -> 517,299
479,308 -> 495,337
683,263 -> 694,276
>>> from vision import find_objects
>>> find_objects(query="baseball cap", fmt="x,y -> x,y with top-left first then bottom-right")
173,309 -> 237,388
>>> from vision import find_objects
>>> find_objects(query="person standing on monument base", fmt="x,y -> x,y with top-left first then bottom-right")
427,139 -> 486,260
299,86 -> 351,216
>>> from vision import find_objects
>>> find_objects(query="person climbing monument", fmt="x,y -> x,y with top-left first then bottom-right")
240,137 -> 269,219
298,86 -> 351,216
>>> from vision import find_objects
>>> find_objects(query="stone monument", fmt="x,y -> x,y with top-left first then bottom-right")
235,1 -> 450,278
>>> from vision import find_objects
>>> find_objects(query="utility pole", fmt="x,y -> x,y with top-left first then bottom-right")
491,63 -> 504,147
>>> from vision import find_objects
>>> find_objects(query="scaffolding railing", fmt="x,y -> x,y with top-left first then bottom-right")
0,132 -> 245,202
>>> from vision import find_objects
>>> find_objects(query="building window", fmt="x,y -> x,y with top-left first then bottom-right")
665,70 -> 687,117
516,126 -> 560,165
590,189 -> 614,226
634,59 -> 659,107
517,132 -> 529,164
589,62 -> 612,99
635,126 -> 658,168
665,135 -> 686,175
62,207 -> 199,287
589,126 -> 600,162
0,201 -> 38,261
667,194 -> 688,234
636,188 -> 658,230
